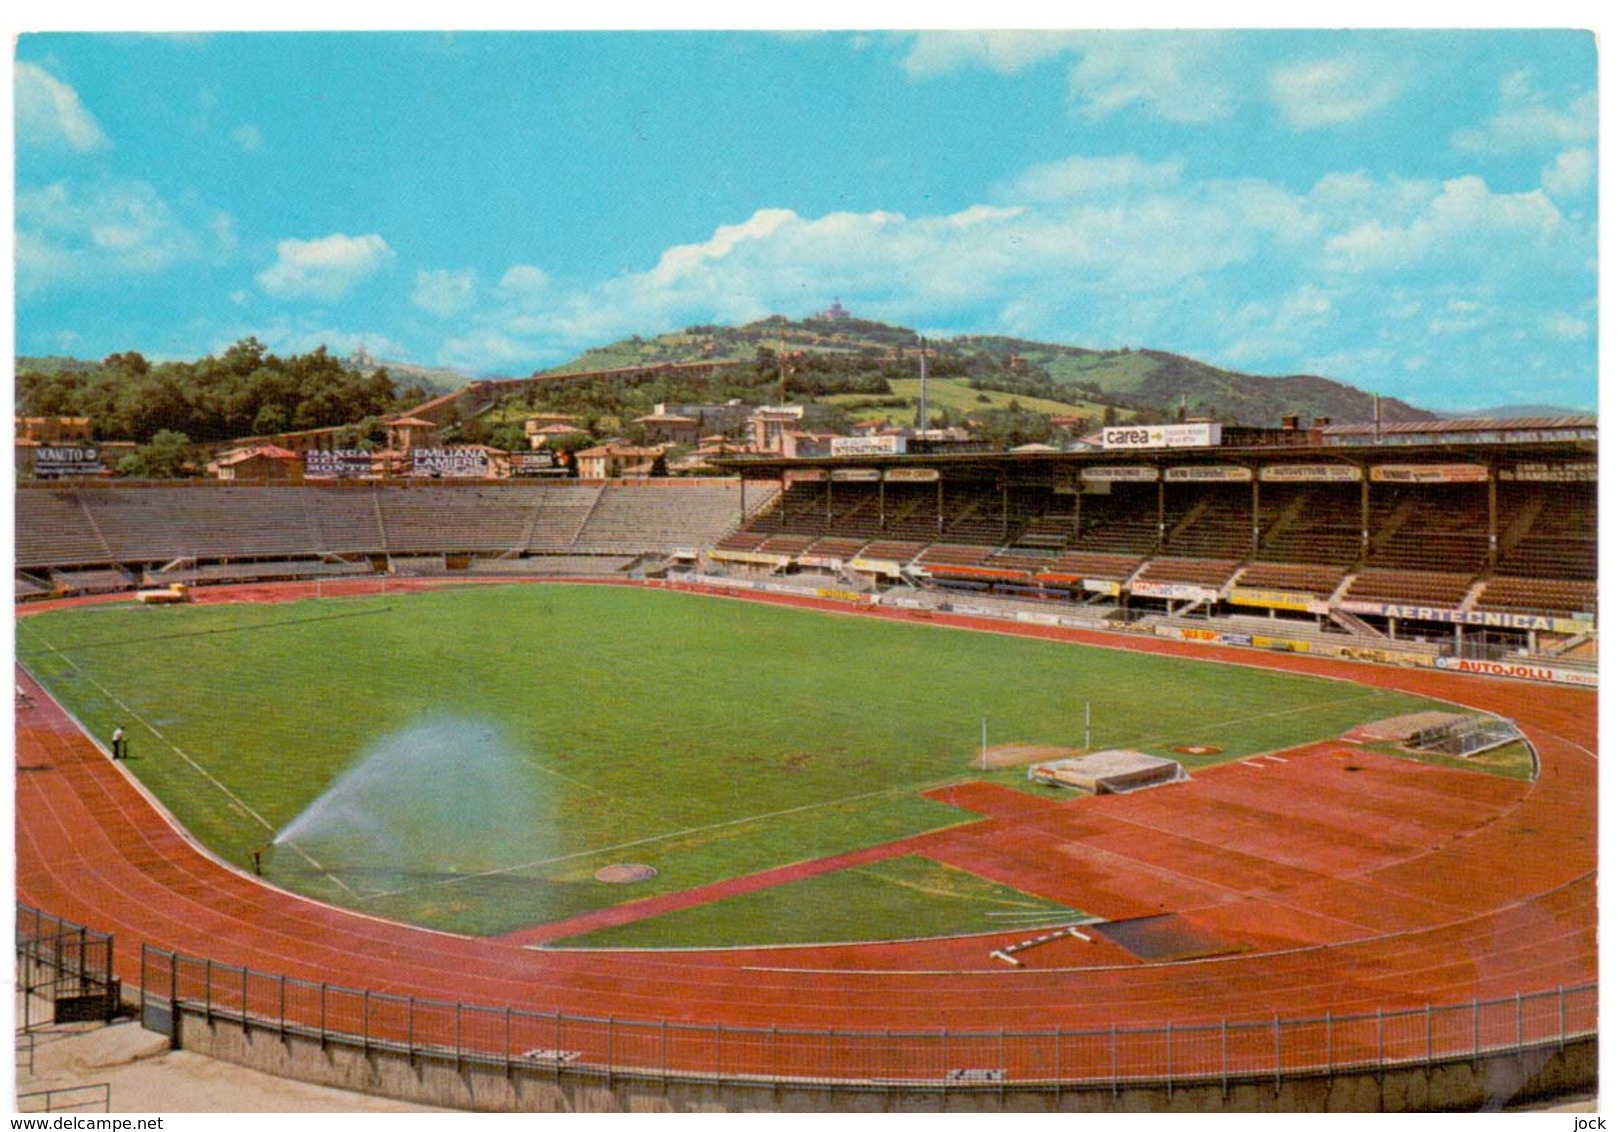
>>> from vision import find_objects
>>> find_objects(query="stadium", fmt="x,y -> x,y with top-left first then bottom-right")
13,413 -> 1597,1112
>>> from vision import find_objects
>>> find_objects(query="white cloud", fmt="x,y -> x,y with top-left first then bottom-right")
901,31 -> 1087,78
996,154 -> 1182,203
16,180 -> 201,293
1541,148 -> 1593,199
1324,176 -> 1566,273
16,62 -> 108,152
412,268 -> 478,318
1451,72 -> 1596,154
902,31 -> 1238,124
1544,311 -> 1590,341
257,233 -> 395,302
1062,33 -> 1237,123
498,265 -> 551,300
1268,56 -> 1403,129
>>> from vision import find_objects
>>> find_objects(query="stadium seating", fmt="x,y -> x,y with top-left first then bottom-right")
1341,569 -> 1475,608
1130,557 -> 1240,591
1257,485 -> 1363,566
1233,562 -> 1347,598
1473,576 -> 1597,620
1161,485 -> 1254,560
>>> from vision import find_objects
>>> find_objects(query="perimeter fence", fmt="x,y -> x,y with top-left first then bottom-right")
138,942 -> 1595,1091
14,904 -> 119,1029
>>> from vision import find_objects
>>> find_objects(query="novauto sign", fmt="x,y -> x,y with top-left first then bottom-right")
1101,423 -> 1221,450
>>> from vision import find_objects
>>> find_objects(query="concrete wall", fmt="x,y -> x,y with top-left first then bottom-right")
167,1005 -> 1595,1113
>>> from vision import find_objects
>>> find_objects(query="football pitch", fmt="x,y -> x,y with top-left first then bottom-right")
18,583 -> 1460,943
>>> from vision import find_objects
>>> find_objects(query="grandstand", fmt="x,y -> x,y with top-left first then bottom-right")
710,420 -> 1596,657
12,419 -> 1596,657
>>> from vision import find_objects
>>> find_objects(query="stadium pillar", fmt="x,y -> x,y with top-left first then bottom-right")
1250,476 -> 1260,554
1487,470 -> 1499,570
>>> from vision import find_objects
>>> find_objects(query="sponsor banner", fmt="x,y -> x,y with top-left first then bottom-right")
798,555 -> 845,570
1082,579 -> 1121,596
829,468 -> 882,482
1260,463 -> 1362,483
412,448 -> 489,477
1370,463 -> 1488,484
508,451 -> 563,476
784,469 -> 827,484
33,445 -> 105,476
709,549 -> 789,566
830,435 -> 907,457
1081,465 -> 1159,483
1229,587 -> 1323,613
1253,636 -> 1310,653
1339,601 -> 1585,634
1499,462 -> 1597,483
304,449 -> 374,477
1131,581 -> 1219,602
850,556 -> 903,575
929,564 -> 1036,581
1437,657 -> 1598,687
1337,646 -> 1434,667
1101,422 -> 1221,450
815,588 -> 864,603
1165,464 -> 1252,483
1179,627 -> 1221,643
884,467 -> 939,483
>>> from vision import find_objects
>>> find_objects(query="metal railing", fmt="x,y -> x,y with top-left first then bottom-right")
141,942 -> 1595,1091
14,905 -> 118,1030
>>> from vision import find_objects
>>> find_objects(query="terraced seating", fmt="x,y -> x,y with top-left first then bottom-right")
1368,487 -> 1490,573
756,534 -> 815,556
715,530 -> 769,552
1498,484 -> 1597,582
466,555 -> 636,576
1342,569 -> 1475,608
1258,485 -> 1362,566
14,491 -> 110,566
15,573 -> 55,599
78,490 -> 183,562
916,544 -> 996,569
379,486 -> 531,553
1130,558 -> 1239,590
574,482 -> 746,552
305,486 -> 386,554
855,541 -> 925,565
50,567 -> 135,594
1233,562 -> 1347,598
801,537 -> 870,562
1042,552 -> 1143,582
1073,487 -> 1159,555
1473,576 -> 1597,619
1163,486 -> 1254,559
524,486 -> 604,551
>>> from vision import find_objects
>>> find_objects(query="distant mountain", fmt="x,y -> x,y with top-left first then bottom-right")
346,355 -> 467,399
539,316 -> 1438,428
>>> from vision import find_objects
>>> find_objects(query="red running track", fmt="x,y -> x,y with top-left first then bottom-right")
14,580 -> 1597,1075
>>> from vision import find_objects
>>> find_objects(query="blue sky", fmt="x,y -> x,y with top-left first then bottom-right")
13,28 -> 1599,411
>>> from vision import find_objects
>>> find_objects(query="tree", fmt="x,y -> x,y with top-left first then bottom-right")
118,430 -> 193,479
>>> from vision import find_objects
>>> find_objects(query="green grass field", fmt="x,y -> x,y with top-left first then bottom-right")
18,584 -> 1456,942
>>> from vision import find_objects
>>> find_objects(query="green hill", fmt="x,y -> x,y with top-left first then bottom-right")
535,316 -> 1436,428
